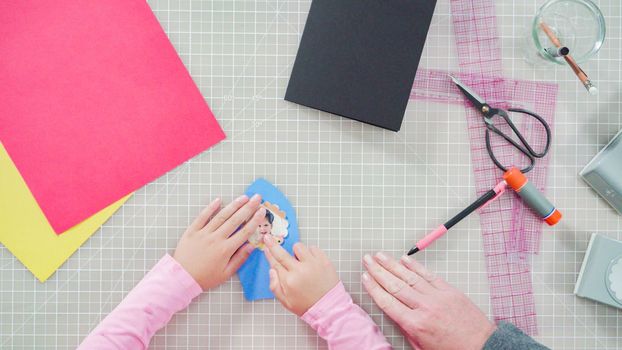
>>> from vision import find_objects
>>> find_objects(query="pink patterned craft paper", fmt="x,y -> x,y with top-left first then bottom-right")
408,0 -> 558,335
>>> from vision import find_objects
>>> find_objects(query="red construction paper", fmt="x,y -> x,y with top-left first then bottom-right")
0,0 -> 225,233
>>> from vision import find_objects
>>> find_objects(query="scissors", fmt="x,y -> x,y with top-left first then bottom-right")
449,74 -> 552,173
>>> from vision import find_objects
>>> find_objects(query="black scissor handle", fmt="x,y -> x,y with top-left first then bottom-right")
507,108 -> 552,158
484,108 -> 551,173
485,124 -> 536,173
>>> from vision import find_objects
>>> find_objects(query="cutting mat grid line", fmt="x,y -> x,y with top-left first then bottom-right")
1,0 -> 621,349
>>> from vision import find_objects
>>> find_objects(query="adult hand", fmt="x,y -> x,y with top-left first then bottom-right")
264,235 -> 340,316
362,252 -> 496,350
173,194 -> 265,291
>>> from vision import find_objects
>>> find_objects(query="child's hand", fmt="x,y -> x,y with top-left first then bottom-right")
173,195 -> 266,291
363,252 -> 496,350
264,235 -> 339,316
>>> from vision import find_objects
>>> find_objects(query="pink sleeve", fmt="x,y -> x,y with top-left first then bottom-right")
78,254 -> 203,350
301,282 -> 392,350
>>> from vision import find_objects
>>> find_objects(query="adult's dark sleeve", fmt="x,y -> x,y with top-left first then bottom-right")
483,322 -> 551,350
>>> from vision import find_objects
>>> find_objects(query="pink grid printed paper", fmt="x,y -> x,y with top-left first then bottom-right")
408,0 -> 559,335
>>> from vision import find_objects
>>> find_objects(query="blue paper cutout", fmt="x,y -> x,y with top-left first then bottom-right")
237,179 -> 299,301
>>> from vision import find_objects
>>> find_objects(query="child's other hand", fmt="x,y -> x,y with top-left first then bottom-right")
264,236 -> 339,316
173,195 -> 265,291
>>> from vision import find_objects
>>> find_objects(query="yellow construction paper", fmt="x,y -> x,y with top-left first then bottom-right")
0,144 -> 130,282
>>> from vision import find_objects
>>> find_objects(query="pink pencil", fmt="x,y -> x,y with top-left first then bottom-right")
407,181 -> 506,255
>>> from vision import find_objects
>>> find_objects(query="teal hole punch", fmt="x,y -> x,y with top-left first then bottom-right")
581,129 -> 622,215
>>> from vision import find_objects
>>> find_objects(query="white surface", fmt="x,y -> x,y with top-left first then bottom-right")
1,0 -> 621,349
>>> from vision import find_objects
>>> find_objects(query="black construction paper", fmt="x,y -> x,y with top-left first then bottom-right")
285,0 -> 437,132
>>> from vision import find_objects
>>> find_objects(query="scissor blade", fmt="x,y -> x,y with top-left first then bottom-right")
448,74 -> 487,111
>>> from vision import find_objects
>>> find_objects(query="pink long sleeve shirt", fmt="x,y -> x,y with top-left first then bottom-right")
78,254 -> 391,350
